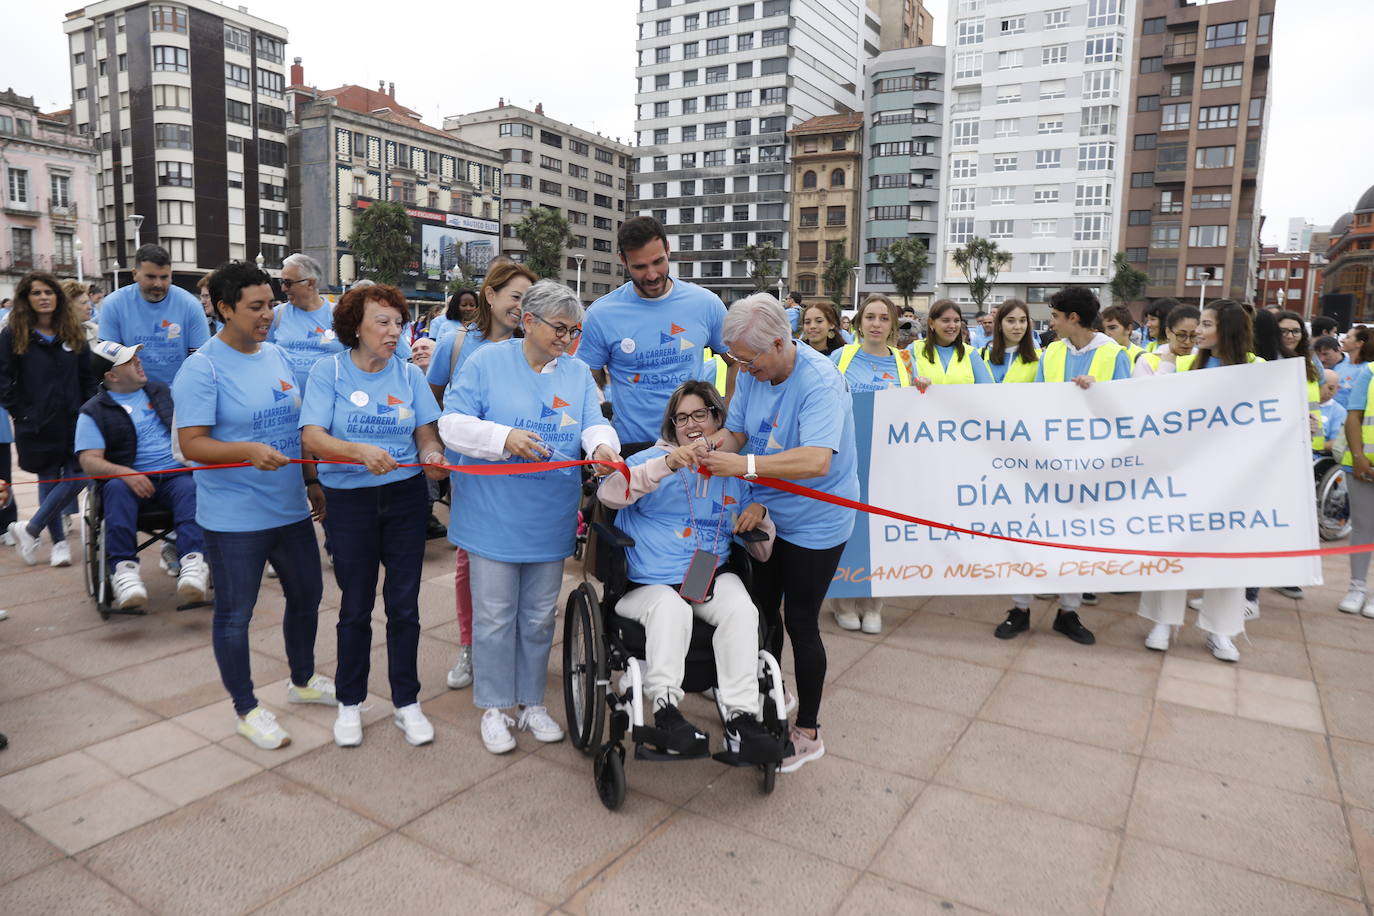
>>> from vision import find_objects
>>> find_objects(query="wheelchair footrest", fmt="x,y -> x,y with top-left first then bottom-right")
175,600 -> 212,612
633,741 -> 711,762
103,605 -> 148,617
631,725 -> 711,760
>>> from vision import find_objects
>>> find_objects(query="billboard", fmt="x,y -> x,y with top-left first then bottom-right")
420,223 -> 499,285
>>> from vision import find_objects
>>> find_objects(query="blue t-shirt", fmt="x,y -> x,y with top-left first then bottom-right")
171,338 -> 309,532
1331,356 -> 1364,410
579,278 -> 727,443
1033,344 -> 1132,382
427,327 -> 490,400
299,352 -> 441,490
74,389 -> 176,473
268,301 -> 412,391
616,448 -> 758,585
426,316 -> 463,341
725,342 -> 857,549
1320,400 -> 1347,449
98,283 -> 209,385
988,349 -> 1014,383
784,306 -> 801,335
446,338 -> 605,562
830,347 -> 907,393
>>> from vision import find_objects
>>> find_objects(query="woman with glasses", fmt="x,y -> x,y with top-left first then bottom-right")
438,280 -> 622,754
1132,304 -> 1199,376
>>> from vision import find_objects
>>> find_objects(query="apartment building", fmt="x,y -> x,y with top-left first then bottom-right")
1321,187 -> 1374,326
787,113 -> 863,312
873,0 -> 935,51
1255,247 -> 1316,317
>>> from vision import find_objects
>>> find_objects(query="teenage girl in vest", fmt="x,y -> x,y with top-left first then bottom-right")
1100,305 -> 1144,367
801,302 -> 846,356
1131,305 -> 1199,377
909,299 -> 993,390
1141,298 -> 1178,352
1137,299 -> 1260,662
982,298 -> 1040,383
826,294 -> 911,634
1339,332 -> 1374,617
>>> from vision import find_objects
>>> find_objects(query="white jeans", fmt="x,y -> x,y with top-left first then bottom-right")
615,572 -> 760,718
1136,587 -> 1245,637
1011,593 -> 1082,611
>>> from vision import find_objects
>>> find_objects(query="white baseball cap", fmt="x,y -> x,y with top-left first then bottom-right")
91,339 -> 142,368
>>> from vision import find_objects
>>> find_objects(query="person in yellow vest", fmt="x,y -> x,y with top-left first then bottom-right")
981,298 -> 1040,383
1339,332 -> 1374,617
996,287 -> 1130,648
700,346 -> 728,395
1099,305 -> 1144,367
1141,297 -> 1179,352
825,293 -> 910,635
908,299 -> 994,390
1137,299 -> 1262,662
1131,304 -> 1199,377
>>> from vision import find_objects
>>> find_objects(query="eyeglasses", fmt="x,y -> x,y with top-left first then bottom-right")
670,407 -> 716,427
1170,330 -> 1199,342
280,278 -> 313,289
531,314 -> 581,340
1279,327 -> 1303,337
728,342 -> 776,370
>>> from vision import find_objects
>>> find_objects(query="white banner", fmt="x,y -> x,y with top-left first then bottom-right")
828,359 -> 1322,597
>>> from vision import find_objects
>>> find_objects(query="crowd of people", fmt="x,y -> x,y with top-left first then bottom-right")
0,214 -> 1353,775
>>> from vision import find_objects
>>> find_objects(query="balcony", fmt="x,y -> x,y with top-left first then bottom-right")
3,201 -> 38,219
1163,40 -> 1197,64
49,202 -> 78,221
1157,202 -> 1183,215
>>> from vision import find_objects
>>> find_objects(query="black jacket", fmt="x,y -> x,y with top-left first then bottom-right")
0,327 -> 98,472
77,382 -> 174,470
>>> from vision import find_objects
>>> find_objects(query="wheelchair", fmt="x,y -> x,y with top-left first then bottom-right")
1315,453 -> 1352,541
78,480 -> 211,620
562,507 -> 789,811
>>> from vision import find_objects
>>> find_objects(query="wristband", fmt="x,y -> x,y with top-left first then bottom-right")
743,453 -> 759,481
303,478 -> 320,486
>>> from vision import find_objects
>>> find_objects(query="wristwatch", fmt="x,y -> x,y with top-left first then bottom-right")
743,453 -> 759,481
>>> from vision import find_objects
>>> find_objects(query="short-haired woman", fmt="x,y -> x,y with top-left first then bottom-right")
300,283 -> 446,747
701,292 -> 860,774
174,261 -> 334,750
439,279 -> 622,754
0,271 -> 97,567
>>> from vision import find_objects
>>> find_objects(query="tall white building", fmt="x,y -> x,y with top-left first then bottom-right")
937,0 -> 1133,315
632,0 -> 879,303
1286,217 -> 1314,254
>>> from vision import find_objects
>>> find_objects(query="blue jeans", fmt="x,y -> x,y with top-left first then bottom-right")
28,459 -> 84,543
323,475 -> 427,707
101,473 -> 204,571
204,518 -> 323,716
468,552 -> 564,709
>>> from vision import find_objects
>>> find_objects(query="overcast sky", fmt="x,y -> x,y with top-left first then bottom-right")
4,0 -> 1370,247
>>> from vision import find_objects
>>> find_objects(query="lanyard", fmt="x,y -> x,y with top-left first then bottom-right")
679,468 -> 725,557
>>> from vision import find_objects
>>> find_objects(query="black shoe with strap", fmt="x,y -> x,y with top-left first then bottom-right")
1053,609 -> 1096,645
724,712 -> 785,765
994,608 -> 1030,640
647,700 -> 709,756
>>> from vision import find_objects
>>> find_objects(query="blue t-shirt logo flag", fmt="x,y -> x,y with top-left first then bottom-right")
271,378 -> 294,402
383,393 -> 414,420
160,318 -> 181,340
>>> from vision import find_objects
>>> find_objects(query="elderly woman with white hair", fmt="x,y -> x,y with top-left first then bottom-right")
439,279 -> 623,754
700,292 -> 858,774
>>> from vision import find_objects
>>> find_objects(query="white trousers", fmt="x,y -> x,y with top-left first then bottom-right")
1136,588 -> 1245,637
615,572 -> 760,718
1011,593 -> 1081,611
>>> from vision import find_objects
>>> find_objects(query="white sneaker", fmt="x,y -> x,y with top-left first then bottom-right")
236,706 -> 290,749
860,610 -> 882,635
286,673 -> 337,705
1242,600 -> 1260,621
8,521 -> 39,565
1207,632 -> 1240,663
158,540 -> 180,577
446,645 -> 473,689
393,703 -> 434,746
1363,600 -> 1374,620
265,561 -> 279,579
516,704 -> 565,743
110,560 -> 147,610
49,540 -> 71,567
480,708 -> 516,754
1339,588 -> 1367,614
2,530 -> 15,546
1187,597 -> 1204,612
176,552 -> 209,603
334,704 -> 363,747
783,689 -> 797,716
1144,622 -> 1172,651
833,609 -> 861,630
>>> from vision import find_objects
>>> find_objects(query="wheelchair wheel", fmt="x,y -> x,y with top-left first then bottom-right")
1317,463 -> 1352,541
594,742 -> 626,811
760,760 -> 777,795
563,583 -> 606,754
79,489 -> 99,599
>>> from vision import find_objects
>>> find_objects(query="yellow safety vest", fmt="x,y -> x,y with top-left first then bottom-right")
1039,340 -> 1124,383
1308,377 -> 1325,453
980,345 -> 1040,383
1123,343 -> 1144,365
909,344 -> 976,385
1342,372 -> 1374,466
835,343 -> 912,387
701,347 -> 727,395
1175,353 -> 1263,372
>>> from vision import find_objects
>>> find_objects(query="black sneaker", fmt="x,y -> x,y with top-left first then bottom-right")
653,700 -> 708,755
1081,593 -> 1100,606
1053,610 -> 1096,645
725,713 -> 783,764
425,515 -> 448,540
994,608 -> 1030,640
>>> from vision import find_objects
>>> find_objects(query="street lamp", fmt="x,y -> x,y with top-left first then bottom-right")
130,213 -> 143,252
74,237 -> 83,283
851,265 -> 861,316
573,254 -> 585,301
255,252 -> 265,272
1197,268 -> 1212,310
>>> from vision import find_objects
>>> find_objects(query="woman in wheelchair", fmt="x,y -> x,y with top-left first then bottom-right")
596,380 -> 779,762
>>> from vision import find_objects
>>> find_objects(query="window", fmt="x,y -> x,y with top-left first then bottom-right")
1029,253 -> 1054,273
1137,95 -> 1160,113
1087,0 -> 1123,28
827,206 -> 846,226
49,173 -> 70,208
1080,104 -> 1117,136
681,98 -> 697,114
257,69 -> 284,98
257,105 -> 285,133
703,150 -> 725,167
1035,149 -> 1061,169
735,90 -> 752,108
7,168 -> 28,205
155,84 -> 191,111
1248,97 -> 1264,127
734,119 -> 752,137
1074,215 -> 1107,240
1084,36 -> 1121,63
1072,249 -> 1107,276
259,139 -> 286,168
706,65 -> 728,84
655,18 -> 671,36
707,7 -> 729,26
548,179 -> 568,196
738,3 -> 755,20
1042,45 -> 1068,66
1044,8 -> 1070,29
706,37 -> 729,55
1157,144 -> 1188,172
1188,225 -> 1229,248
993,155 -> 1018,172
829,168 -> 846,188
954,53 -> 981,81
1202,64 -> 1244,89
157,161 -> 193,187
1140,56 -> 1162,74
682,41 -> 699,59
1033,186 -> 1059,204
255,34 -> 284,63
762,27 -> 788,47
760,87 -> 785,105
1000,16 -> 1025,35
1186,266 -> 1225,283
1143,16 -> 1166,35
1198,104 -> 1239,130
1151,224 -> 1181,248
996,86 -> 1021,105
652,155 -> 668,171
498,123 -> 533,138
1192,191 -> 1232,209
227,136 -> 244,155
1082,70 -> 1118,100
654,74 -> 670,92
1161,102 -> 1191,131
1258,12 -> 1272,44
1037,118 -> 1064,135
1244,139 -> 1260,169
653,127 -> 669,145
951,157 -> 977,180
1132,172 -> 1154,188
998,50 -> 1022,70
951,119 -> 979,147
153,46 -> 188,72
1026,219 -> 1053,238
957,19 -> 984,45
988,219 -> 1013,239
949,187 -> 975,211
948,218 -> 974,244
1134,133 -> 1157,151
1040,80 -> 1066,101
1195,146 -> 1235,169
224,24 -> 248,51
994,118 -> 1018,139
1205,21 -> 1247,49
150,5 -> 187,32
261,209 -> 288,235
154,123 -> 192,150
540,155 -> 562,172
1078,142 -> 1114,171
1125,247 -> 1148,262
704,122 -> 727,140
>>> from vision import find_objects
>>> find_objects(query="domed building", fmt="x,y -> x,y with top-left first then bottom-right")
1322,187 -> 1374,325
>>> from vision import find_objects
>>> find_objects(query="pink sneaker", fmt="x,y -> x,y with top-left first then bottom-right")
780,725 -> 824,774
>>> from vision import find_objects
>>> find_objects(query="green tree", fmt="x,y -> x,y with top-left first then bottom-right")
874,237 -> 930,311
514,206 -> 574,280
736,241 -> 782,291
951,238 -> 1011,311
348,200 -> 417,286
821,237 -> 858,309
1109,251 -> 1149,306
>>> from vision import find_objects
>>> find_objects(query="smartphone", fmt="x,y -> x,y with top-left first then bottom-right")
678,549 -> 718,603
